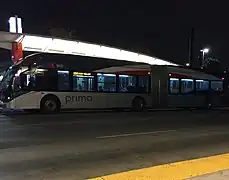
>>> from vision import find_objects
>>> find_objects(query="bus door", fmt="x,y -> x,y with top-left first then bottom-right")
149,66 -> 169,108
150,78 -> 168,108
14,68 -> 57,109
11,71 -> 39,109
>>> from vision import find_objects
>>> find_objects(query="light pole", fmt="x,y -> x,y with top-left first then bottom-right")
200,48 -> 209,68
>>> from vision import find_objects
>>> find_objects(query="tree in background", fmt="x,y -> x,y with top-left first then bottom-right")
203,57 -> 222,77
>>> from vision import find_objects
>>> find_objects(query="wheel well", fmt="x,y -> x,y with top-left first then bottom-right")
40,94 -> 61,109
132,96 -> 146,105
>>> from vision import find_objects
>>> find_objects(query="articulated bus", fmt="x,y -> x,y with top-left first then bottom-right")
0,58 -> 224,113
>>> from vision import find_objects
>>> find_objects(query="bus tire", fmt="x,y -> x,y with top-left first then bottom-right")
40,95 -> 61,114
132,97 -> 145,112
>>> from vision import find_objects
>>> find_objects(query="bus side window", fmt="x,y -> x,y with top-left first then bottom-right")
211,81 -> 223,92
196,80 -> 209,91
169,78 -> 179,94
73,73 -> 95,92
119,75 -> 136,92
138,76 -> 149,93
97,73 -> 116,92
58,70 -> 69,91
181,79 -> 194,93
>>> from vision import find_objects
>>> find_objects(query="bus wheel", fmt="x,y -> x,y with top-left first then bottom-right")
132,97 -> 145,112
40,95 -> 60,113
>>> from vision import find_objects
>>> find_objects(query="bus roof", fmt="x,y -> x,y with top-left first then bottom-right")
0,31 -> 179,66
95,65 -> 221,81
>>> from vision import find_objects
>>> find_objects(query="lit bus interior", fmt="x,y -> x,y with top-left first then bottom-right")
14,66 -> 150,94
12,63 -> 223,97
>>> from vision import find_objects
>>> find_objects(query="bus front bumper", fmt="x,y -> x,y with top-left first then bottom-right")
0,100 -> 22,113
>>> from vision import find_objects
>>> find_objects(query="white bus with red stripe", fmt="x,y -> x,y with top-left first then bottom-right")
0,31 -> 223,112
0,62 -> 223,113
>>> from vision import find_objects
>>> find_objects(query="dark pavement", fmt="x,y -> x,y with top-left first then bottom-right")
1,110 -> 229,179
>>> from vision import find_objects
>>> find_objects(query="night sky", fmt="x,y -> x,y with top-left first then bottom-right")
0,1 -> 228,67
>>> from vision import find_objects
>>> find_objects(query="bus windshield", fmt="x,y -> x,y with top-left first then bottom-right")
0,66 -> 18,90
0,65 -> 20,102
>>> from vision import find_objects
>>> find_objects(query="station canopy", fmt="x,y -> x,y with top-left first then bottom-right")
0,31 -> 179,66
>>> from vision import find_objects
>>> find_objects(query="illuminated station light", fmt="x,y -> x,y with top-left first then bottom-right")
12,33 -> 178,66
200,48 -> 209,53
0,30 -> 179,66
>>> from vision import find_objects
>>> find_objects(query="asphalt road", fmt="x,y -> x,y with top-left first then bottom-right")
1,110 -> 229,179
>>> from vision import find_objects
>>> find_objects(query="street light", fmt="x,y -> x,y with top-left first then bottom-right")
185,62 -> 190,67
200,48 -> 209,68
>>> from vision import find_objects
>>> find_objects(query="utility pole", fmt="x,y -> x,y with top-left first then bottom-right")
200,48 -> 210,69
187,28 -> 194,67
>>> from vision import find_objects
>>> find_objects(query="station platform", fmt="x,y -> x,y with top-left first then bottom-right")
90,153 -> 229,180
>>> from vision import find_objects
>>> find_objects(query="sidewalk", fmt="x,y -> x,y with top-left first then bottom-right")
90,153 -> 229,180
189,170 -> 229,180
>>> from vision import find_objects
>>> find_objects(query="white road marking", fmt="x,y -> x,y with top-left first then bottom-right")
0,116 -> 12,122
0,116 -> 157,129
96,130 -> 177,139
140,117 -> 155,121
26,120 -> 89,126
0,126 -> 29,132
0,120 -> 92,132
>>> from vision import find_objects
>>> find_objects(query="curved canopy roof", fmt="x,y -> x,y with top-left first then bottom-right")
0,31 -> 179,66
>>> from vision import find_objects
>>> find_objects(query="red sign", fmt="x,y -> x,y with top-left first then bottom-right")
169,73 -> 192,79
11,42 -> 23,64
